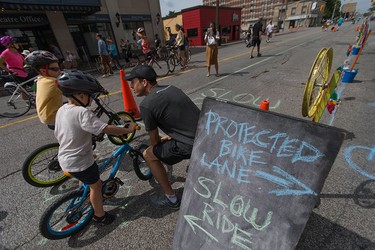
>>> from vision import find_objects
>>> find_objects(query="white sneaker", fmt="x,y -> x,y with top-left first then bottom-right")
109,73 -> 113,76
102,74 -> 108,78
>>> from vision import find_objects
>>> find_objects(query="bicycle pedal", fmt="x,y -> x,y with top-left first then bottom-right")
115,177 -> 124,186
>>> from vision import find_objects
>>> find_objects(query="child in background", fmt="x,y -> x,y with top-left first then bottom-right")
25,50 -> 62,128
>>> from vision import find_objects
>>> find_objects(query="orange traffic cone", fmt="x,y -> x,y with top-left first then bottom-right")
119,69 -> 141,119
355,25 -> 359,32
259,100 -> 269,111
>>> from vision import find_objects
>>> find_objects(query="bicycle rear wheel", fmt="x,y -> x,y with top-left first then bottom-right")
132,144 -> 152,180
150,59 -> 169,77
22,143 -> 68,187
107,111 -> 136,145
0,87 -> 31,118
40,190 -> 93,240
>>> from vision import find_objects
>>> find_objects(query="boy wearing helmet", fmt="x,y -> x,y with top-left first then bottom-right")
25,50 -> 62,127
55,70 -> 138,224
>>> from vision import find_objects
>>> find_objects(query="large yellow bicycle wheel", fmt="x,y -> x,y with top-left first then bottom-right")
302,48 -> 333,117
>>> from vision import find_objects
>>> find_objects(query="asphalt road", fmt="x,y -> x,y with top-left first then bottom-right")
1,21 -> 375,249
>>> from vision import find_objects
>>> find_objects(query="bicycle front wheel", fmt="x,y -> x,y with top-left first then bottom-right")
132,144 -> 152,180
107,111 -> 136,145
40,190 -> 93,240
0,87 -> 31,118
22,143 -> 68,187
151,59 -> 169,77
168,56 -> 176,73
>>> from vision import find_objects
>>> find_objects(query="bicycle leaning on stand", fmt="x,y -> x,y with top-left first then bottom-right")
0,73 -> 37,118
39,128 -> 152,239
22,92 -> 138,187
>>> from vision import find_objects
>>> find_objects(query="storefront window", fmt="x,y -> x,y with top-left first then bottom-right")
187,28 -> 198,38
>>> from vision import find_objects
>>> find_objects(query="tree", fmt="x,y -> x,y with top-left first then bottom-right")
370,2 -> 375,12
323,0 -> 342,19
165,11 -> 178,18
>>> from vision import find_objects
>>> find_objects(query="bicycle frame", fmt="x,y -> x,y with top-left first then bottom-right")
4,75 -> 37,99
66,143 -> 133,215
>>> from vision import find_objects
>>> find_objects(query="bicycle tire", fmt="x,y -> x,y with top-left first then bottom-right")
22,143 -> 68,187
95,61 -> 104,74
0,87 -> 32,118
40,190 -> 93,239
302,48 -> 332,118
168,56 -> 176,72
150,59 -> 170,77
107,111 -> 136,145
132,144 -> 152,180
186,49 -> 192,64
115,61 -> 122,70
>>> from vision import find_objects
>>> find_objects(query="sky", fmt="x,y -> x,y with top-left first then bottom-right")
160,0 -> 202,17
159,0 -> 373,17
341,0 -> 372,13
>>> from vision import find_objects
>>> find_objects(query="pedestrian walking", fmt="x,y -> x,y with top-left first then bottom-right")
107,39 -> 121,68
175,24 -> 188,70
337,16 -> 344,31
126,64 -> 200,210
96,33 -> 113,78
204,22 -> 220,77
250,18 -> 264,59
266,21 -> 273,43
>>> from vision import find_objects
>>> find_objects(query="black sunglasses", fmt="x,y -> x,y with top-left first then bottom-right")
49,67 -> 61,71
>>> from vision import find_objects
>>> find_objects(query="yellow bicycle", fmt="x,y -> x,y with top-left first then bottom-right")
302,48 -> 333,118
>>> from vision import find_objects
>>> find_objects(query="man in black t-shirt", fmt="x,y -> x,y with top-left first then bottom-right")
126,65 -> 200,210
250,18 -> 264,59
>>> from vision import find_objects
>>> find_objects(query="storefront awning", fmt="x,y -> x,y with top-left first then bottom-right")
0,0 -> 101,14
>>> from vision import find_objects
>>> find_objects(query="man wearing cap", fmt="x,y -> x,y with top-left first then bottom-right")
126,65 -> 200,210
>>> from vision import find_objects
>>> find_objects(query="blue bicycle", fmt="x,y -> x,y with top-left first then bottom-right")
39,141 -> 151,239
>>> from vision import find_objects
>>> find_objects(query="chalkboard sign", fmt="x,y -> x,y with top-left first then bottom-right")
172,97 -> 345,250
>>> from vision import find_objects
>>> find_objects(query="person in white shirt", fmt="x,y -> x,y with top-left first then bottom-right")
204,22 -> 220,77
266,21 -> 273,43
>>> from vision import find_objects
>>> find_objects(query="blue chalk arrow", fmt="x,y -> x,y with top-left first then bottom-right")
370,102 -> 375,107
254,166 -> 317,196
184,215 -> 218,242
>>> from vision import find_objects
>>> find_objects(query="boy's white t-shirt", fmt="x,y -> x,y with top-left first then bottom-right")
54,104 -> 107,172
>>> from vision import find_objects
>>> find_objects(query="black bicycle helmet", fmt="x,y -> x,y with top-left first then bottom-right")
56,70 -> 106,97
25,50 -> 58,69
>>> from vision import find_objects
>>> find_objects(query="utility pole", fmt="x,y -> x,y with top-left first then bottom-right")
216,0 -> 219,30
331,0 -> 337,20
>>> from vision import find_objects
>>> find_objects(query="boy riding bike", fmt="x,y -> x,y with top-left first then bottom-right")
55,70 -> 138,224
25,50 -> 62,128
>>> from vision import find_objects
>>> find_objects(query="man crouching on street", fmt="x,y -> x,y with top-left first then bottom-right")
126,65 -> 200,209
